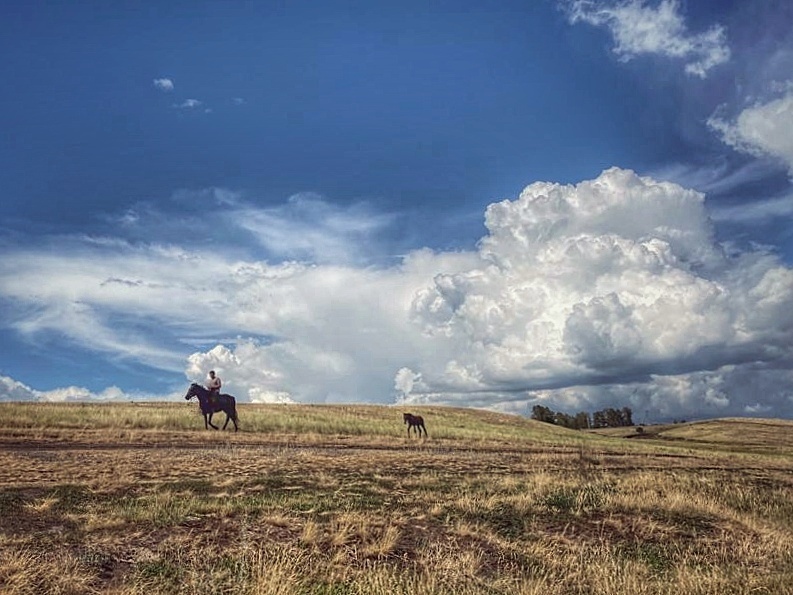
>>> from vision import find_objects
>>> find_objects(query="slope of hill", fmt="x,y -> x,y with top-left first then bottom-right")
1,402 -> 791,594
590,417 -> 793,455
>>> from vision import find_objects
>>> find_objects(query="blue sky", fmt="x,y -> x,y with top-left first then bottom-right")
1,0 -> 792,421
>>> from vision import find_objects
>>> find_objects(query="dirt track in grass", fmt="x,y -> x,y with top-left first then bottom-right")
2,427 -> 787,489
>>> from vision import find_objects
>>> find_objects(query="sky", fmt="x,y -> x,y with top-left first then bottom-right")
1,0 -> 793,422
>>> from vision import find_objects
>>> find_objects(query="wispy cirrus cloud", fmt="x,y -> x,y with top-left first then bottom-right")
710,192 -> 793,223
229,192 -> 398,265
650,160 -> 783,198
562,0 -> 730,77
110,188 -> 399,265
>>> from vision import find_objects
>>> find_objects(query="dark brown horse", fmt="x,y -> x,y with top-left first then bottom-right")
403,412 -> 427,438
184,383 -> 239,431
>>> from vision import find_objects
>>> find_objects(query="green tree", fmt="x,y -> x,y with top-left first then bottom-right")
531,405 -> 555,424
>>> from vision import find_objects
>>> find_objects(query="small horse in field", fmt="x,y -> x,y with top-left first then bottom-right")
184,383 -> 239,431
403,413 -> 427,438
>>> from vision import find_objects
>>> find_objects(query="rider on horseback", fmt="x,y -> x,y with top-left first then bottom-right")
206,370 -> 222,406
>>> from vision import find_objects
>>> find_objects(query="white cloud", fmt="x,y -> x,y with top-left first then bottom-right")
153,78 -> 174,92
404,169 -> 792,401
650,160 -> 782,198
186,344 -> 295,403
0,375 -> 172,402
563,0 -> 730,77
710,192 -> 793,223
394,367 -> 421,398
174,99 -> 202,109
709,89 -> 793,175
458,363 -> 793,422
1,169 -> 792,419
0,376 -> 37,401
230,193 -> 398,265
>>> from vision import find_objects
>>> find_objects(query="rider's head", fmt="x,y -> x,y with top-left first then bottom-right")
209,370 -> 216,377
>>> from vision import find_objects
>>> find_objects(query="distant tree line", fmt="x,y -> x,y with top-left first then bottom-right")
531,405 -> 633,430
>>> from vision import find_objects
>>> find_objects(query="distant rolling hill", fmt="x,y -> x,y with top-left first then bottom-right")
588,417 -> 793,454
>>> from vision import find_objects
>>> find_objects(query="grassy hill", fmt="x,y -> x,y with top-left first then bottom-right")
589,417 -> 793,455
0,402 -> 791,594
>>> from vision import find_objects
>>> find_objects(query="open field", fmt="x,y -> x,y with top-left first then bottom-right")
1,402 -> 792,594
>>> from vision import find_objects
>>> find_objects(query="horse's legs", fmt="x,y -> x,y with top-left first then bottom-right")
219,406 -> 238,431
222,414 -> 239,431
207,412 -> 219,430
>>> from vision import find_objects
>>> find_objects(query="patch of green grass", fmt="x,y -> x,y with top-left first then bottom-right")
160,479 -> 216,495
655,508 -> 719,536
303,581 -> 355,595
617,542 -> 675,575
112,492 -> 205,527
133,558 -> 182,591
540,482 -> 614,515
477,501 -> 530,538
50,484 -> 94,512
541,488 -> 577,513
0,490 -> 25,514
212,554 -> 254,584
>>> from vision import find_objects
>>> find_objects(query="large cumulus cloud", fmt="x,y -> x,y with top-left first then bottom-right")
400,168 -> 793,417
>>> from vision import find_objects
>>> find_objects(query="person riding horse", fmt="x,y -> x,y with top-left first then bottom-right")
206,370 -> 221,405
184,383 -> 239,431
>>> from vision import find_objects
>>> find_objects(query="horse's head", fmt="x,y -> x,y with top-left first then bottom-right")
184,382 -> 200,401
403,413 -> 411,424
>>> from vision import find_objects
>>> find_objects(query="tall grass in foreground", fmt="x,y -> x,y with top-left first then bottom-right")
1,404 -> 792,594
2,468 -> 791,594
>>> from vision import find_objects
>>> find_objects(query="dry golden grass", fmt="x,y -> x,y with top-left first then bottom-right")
0,402 -> 792,594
